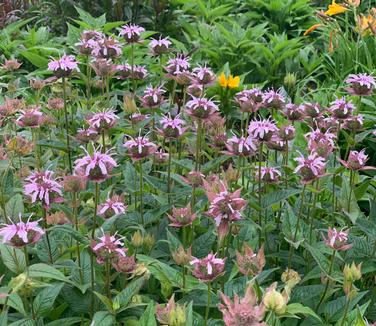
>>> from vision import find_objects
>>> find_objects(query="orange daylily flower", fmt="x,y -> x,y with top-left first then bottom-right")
356,13 -> 376,35
325,0 -> 348,16
218,72 -> 240,89
304,23 -> 323,36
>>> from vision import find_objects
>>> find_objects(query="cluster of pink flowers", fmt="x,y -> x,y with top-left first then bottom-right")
91,231 -> 126,264
74,147 -> 117,182
0,214 -> 44,247
294,152 -> 326,183
323,228 -> 352,251
158,114 -> 186,138
48,54 -> 80,77
86,109 -> 118,132
190,253 -> 225,282
123,133 -> 157,161
24,170 -> 63,206
99,195 -> 127,219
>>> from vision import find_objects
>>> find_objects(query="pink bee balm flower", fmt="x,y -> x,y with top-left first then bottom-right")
153,149 -> 169,164
76,128 -> 99,144
204,179 -> 247,227
294,151 -> 326,183
139,85 -> 165,108
181,170 -> 205,187
99,195 -> 127,219
339,149 -> 375,171
190,253 -> 226,282
1,59 -> 22,72
283,103 -> 304,121
192,65 -> 216,85
329,97 -> 355,119
219,286 -> 266,326
266,135 -> 287,152
91,231 -> 126,264
74,147 -> 117,182
150,36 -> 171,56
343,115 -> 363,131
112,254 -> 136,274
115,63 -> 132,79
305,129 -> 337,159
185,96 -> 219,120
24,170 -> 63,207
16,108 -> 45,128
323,228 -> 352,251
187,83 -> 203,97
91,36 -> 122,59
48,55 -> 79,77
301,102 -> 323,118
262,88 -> 285,110
345,73 -> 376,96
248,118 -> 278,141
87,109 -> 118,132
236,243 -> 265,277
165,54 -> 190,75
131,65 -> 148,80
278,125 -> 295,141
225,133 -> 258,156
75,30 -> 104,55
119,24 -> 145,43
123,133 -> 157,161
235,88 -> 263,113
158,114 -> 186,138
257,167 -> 281,184
91,58 -> 116,78
0,214 -> 44,247
167,205 -> 196,227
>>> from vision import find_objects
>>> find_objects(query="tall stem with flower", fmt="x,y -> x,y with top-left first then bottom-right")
62,77 -> 73,174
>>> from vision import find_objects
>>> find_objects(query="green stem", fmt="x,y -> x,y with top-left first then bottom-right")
62,76 -> 73,174
315,249 -> 336,312
167,141 -> 172,203
347,170 -> 354,213
340,297 -> 350,326
42,207 -> 53,264
258,143 -> 263,248
73,192 -> 83,283
139,160 -> 144,225
105,259 -> 111,299
287,184 -> 307,270
204,282 -> 212,326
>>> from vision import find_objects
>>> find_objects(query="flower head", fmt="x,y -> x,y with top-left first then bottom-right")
305,129 -> 337,158
329,97 -> 355,119
91,36 -> 122,59
1,59 -> 22,71
87,109 -> 118,132
24,170 -> 63,207
123,133 -> 157,161
283,103 -> 304,121
204,179 -> 247,227
339,149 -> 374,170
91,58 -> 116,77
235,88 -> 263,113
156,295 -> 187,326
343,115 -> 363,131
91,231 -> 126,264
47,98 -> 64,111
325,0 -> 348,16
74,147 -> 117,182
119,24 -> 145,43
236,243 -> 265,277
76,128 -> 99,144
219,286 -> 266,326
165,54 -> 190,75
294,151 -> 326,183
159,114 -> 186,138
248,118 -> 278,141
0,214 -> 44,247
168,205 -> 196,227
345,73 -> 376,96
139,85 -> 165,108
302,102 -> 323,118
185,96 -> 219,120
192,65 -> 216,85
262,89 -> 285,110
278,125 -> 295,141
63,175 -> 87,193
99,195 -> 127,219
150,36 -> 171,55
323,228 -> 352,251
219,72 -> 240,89
190,253 -> 225,282
48,55 -> 79,77
16,107 -> 45,128
225,133 -> 257,157
263,283 -> 288,315
112,255 -> 136,274
257,167 -> 281,184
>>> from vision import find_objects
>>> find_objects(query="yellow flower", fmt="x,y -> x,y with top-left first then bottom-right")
325,0 -> 348,16
218,72 -> 228,87
303,23 -> 323,36
227,75 -> 240,89
218,72 -> 240,89
356,13 -> 376,35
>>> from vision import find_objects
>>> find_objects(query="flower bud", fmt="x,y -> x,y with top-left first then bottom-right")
171,245 -> 192,266
281,269 -> 301,290
263,283 -> 287,315
143,234 -> 155,252
284,73 -> 297,89
131,230 -> 144,248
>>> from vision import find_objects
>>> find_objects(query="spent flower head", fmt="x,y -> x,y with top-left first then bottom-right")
345,73 -> 376,96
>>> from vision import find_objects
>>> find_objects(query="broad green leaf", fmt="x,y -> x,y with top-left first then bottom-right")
33,283 -> 64,317
139,302 -> 156,326
5,194 -> 23,219
0,291 -> 26,316
0,244 -> 26,274
284,303 -> 321,322
19,51 -> 48,68
28,264 -> 73,285
91,311 -> 115,326
113,276 -> 146,312
45,318 -> 84,326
